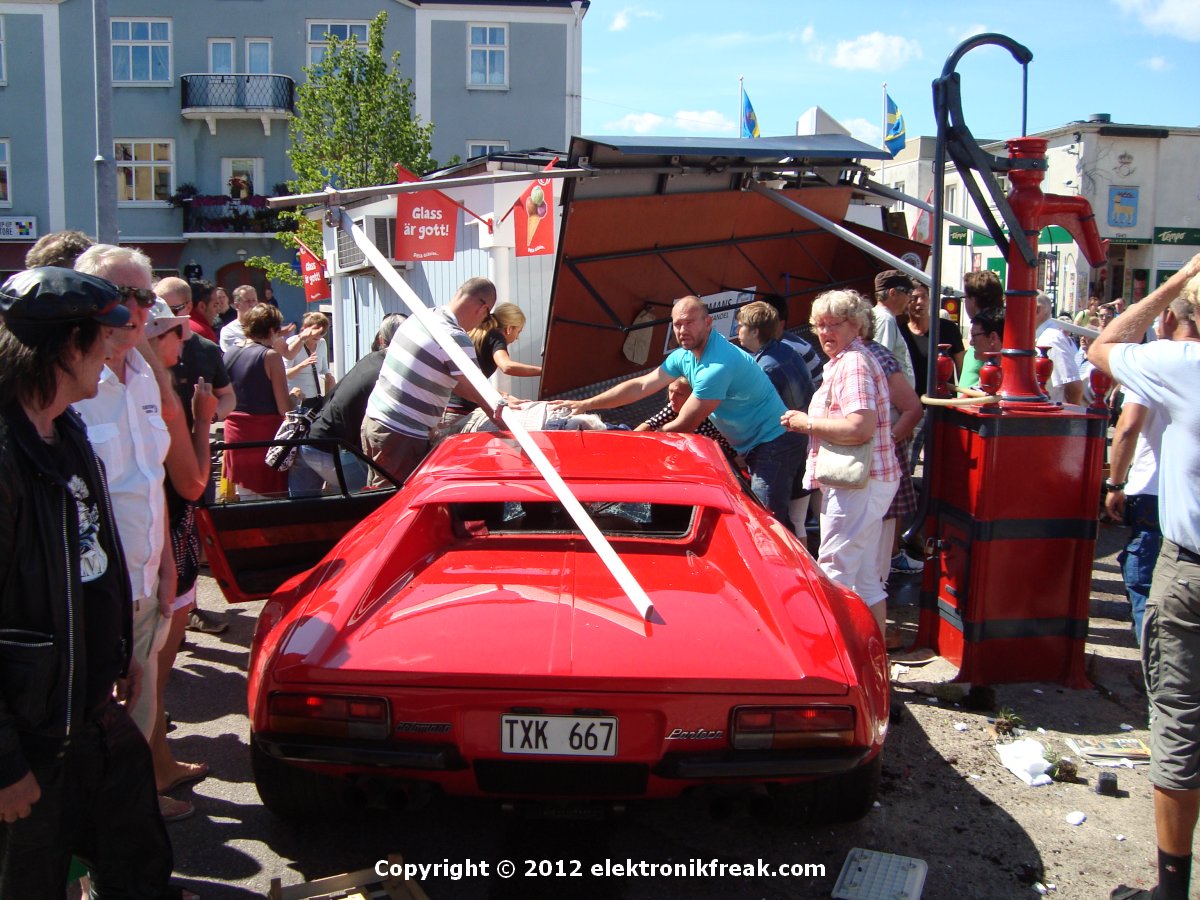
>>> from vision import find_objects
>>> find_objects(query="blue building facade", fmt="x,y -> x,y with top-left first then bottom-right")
0,0 -> 585,324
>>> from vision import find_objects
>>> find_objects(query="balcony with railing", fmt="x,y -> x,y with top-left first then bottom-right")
172,192 -> 297,238
180,73 -> 295,135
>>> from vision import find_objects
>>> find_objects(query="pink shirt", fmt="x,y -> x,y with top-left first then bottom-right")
804,337 -> 900,489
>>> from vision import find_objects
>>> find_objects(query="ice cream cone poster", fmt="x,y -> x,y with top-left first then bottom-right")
394,165 -> 458,262
515,176 -> 555,257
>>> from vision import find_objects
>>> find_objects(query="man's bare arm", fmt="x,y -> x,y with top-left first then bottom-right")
556,368 -> 674,415
660,395 -> 720,434
1090,250 -> 1200,373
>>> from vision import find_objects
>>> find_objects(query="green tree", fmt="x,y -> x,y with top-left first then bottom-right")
249,11 -> 439,285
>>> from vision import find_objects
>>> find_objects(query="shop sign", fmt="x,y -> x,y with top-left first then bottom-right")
0,217 -> 37,240
1154,227 -> 1200,246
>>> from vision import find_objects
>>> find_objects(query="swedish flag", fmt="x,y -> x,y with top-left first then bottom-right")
741,88 -> 760,139
885,93 -> 906,156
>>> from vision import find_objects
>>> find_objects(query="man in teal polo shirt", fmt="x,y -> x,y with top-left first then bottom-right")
556,295 -> 806,531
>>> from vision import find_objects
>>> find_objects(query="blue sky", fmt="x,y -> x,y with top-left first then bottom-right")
580,1 -> 1200,146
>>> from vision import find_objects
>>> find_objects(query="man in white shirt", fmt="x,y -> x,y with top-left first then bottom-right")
1091,251 -> 1200,900
872,270 -> 916,388
1034,293 -> 1083,404
73,247 -> 176,745
218,284 -> 260,353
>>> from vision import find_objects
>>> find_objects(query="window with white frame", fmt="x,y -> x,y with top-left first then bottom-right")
115,140 -> 173,203
467,141 -> 508,159
222,157 -> 263,198
111,18 -> 171,84
0,17 -> 7,85
307,21 -> 368,66
468,24 -> 507,87
209,39 -> 233,74
892,180 -> 905,211
0,140 -> 10,206
247,39 -> 271,74
945,184 -> 957,217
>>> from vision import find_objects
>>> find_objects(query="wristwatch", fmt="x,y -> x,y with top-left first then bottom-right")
1105,481 -> 1126,491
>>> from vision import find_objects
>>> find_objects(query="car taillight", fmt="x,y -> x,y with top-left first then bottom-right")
268,693 -> 389,739
731,706 -> 855,750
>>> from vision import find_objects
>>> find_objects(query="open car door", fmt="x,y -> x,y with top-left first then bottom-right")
196,437 -> 398,603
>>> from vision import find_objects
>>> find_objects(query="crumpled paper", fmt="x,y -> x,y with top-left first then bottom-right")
995,738 -> 1052,786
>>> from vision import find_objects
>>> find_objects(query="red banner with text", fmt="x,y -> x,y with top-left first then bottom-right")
394,165 -> 457,262
298,242 -> 330,304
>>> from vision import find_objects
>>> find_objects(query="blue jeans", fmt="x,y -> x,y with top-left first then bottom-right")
288,444 -> 368,497
1119,493 -> 1161,646
745,429 -> 807,534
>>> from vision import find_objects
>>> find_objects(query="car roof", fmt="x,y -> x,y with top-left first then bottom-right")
416,430 -> 738,486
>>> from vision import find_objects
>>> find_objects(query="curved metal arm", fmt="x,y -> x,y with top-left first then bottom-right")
940,32 -> 1032,80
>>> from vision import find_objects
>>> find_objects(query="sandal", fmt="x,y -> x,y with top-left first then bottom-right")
161,761 -> 209,793
158,794 -> 195,823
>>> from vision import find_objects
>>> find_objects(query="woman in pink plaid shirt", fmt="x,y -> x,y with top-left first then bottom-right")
781,289 -> 899,633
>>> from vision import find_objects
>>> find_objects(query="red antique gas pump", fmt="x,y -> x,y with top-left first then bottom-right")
912,36 -> 1110,687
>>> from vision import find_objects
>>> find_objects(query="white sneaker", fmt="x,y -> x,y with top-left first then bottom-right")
890,551 -> 924,575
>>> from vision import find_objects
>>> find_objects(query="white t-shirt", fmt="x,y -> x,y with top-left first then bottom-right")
219,318 -> 246,354
285,336 -> 330,400
73,349 -> 170,600
1121,389 -> 1164,497
1036,321 -> 1081,403
1109,340 -> 1200,552
872,306 -> 915,388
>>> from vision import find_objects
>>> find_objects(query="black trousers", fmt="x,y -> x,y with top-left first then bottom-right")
0,700 -> 174,899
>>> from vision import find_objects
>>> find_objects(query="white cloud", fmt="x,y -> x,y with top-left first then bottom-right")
610,7 -> 663,32
604,112 -> 666,134
843,117 -> 883,147
602,109 -> 734,136
800,25 -> 816,44
672,109 -> 735,133
1113,0 -> 1200,40
828,32 -> 923,71
1142,55 -> 1172,70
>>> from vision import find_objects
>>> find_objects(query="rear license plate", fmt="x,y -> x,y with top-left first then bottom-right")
501,715 -> 618,757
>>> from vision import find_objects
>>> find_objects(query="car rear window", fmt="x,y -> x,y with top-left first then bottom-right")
451,501 -> 696,538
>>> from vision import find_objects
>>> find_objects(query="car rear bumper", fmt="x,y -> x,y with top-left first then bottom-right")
256,732 -> 874,786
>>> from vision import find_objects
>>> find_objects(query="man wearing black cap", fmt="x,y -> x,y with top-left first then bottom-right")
0,268 -> 173,897
873,269 -> 916,388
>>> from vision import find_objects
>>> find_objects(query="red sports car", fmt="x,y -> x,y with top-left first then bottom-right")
200,430 -> 889,822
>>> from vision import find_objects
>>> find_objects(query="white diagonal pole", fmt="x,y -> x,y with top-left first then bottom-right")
335,208 -> 656,622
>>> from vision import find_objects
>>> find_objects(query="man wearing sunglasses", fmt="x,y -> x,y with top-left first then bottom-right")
71,247 -> 184,818
873,270 -> 916,388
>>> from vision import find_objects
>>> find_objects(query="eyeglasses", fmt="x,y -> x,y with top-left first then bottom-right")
814,318 -> 850,331
118,286 -> 156,308
168,301 -> 189,314
970,330 -> 988,340
894,285 -> 913,294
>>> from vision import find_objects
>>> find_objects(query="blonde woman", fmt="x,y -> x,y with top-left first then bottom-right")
781,289 -> 900,633
447,302 -> 541,416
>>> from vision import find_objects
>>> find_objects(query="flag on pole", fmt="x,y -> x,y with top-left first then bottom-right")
741,86 -> 760,138
884,92 -> 906,156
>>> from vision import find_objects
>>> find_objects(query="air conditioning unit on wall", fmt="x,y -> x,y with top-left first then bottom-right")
329,216 -> 413,275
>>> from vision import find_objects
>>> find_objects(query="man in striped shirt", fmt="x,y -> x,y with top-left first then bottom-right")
361,277 -> 497,485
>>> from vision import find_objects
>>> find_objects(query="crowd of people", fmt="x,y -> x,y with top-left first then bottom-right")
2,221 -> 1198,900
0,231 -> 544,897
